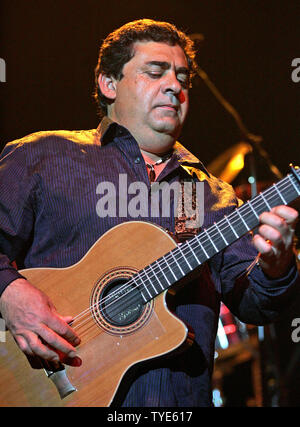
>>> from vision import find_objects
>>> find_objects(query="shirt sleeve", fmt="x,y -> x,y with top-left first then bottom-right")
0,141 -> 35,296
216,218 -> 300,325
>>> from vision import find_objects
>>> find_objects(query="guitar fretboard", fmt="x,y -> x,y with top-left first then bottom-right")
133,168 -> 300,303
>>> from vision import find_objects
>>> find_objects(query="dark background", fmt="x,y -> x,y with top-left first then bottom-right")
0,0 -> 299,406
0,0 -> 299,175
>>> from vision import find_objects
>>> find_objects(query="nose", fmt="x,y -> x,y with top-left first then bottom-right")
162,70 -> 182,96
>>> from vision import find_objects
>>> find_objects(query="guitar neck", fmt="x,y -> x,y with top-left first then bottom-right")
135,168 -> 300,303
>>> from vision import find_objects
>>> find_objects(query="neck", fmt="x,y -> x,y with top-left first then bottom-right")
133,130 -> 176,163
106,111 -> 177,160
140,148 -> 173,162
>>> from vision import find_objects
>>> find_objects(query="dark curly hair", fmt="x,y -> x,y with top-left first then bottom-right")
93,19 -> 196,117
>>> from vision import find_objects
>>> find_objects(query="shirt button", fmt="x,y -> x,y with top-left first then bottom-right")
134,157 -> 141,164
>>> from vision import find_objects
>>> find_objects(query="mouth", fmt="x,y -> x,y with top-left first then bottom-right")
155,104 -> 179,113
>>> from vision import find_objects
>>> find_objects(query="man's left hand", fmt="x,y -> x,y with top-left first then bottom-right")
253,205 -> 298,278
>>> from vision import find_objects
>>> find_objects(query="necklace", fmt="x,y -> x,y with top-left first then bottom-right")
144,152 -> 172,182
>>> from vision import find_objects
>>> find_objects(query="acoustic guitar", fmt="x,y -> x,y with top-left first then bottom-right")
0,166 -> 299,406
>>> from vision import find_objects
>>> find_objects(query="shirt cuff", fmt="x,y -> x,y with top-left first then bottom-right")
252,259 -> 299,291
0,268 -> 26,298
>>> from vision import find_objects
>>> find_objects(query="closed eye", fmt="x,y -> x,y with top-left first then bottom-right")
177,74 -> 189,89
146,71 -> 189,88
146,72 -> 162,79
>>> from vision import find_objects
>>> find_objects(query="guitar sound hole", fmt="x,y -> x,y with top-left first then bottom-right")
99,278 -> 144,327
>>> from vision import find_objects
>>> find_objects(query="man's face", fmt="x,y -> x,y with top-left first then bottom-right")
108,41 -> 190,152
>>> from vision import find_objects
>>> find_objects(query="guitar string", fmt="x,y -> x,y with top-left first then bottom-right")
72,204 -> 296,331
71,177 -> 296,332
71,190 -> 295,334
70,176 -> 298,331
70,176 -> 297,331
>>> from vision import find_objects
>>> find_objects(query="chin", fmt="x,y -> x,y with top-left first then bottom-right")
153,120 -> 181,136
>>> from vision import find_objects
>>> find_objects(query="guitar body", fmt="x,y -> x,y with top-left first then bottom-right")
0,221 -> 190,407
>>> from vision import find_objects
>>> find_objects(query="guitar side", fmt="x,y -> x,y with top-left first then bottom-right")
0,221 -> 190,407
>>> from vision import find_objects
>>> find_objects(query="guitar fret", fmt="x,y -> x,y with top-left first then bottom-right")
143,283 -> 153,299
162,253 -> 180,281
248,201 -> 259,219
154,260 -> 171,288
214,221 -> 228,245
178,245 -> 192,270
186,240 -> 201,264
236,209 -> 250,231
144,268 -> 159,295
169,250 -> 184,275
131,275 -> 148,302
288,174 -> 300,195
137,275 -> 152,299
196,237 -> 208,259
273,183 -> 287,204
225,214 -> 239,238
261,192 -> 271,210
204,228 -> 218,252
148,263 -> 165,291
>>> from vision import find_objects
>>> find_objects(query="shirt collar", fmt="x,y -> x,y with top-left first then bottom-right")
96,116 -> 210,178
96,116 -> 126,144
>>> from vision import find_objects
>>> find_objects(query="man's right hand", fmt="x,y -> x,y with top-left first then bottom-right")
0,278 -> 81,366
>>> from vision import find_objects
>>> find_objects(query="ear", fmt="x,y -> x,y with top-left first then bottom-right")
98,73 -> 117,100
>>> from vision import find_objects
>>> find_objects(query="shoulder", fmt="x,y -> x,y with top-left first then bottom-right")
195,167 -> 242,212
174,141 -> 242,212
3,128 -> 98,152
0,128 -> 100,171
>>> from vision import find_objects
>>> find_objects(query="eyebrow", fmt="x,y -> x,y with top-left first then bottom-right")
144,61 -> 189,75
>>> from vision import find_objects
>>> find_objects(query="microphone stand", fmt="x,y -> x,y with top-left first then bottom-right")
193,62 -> 283,195
193,60 -> 284,406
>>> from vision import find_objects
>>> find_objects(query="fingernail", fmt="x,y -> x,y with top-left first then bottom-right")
69,351 -> 77,358
72,357 -> 82,367
74,337 -> 81,346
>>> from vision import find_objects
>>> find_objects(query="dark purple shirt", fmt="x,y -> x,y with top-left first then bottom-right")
0,119 -> 299,406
